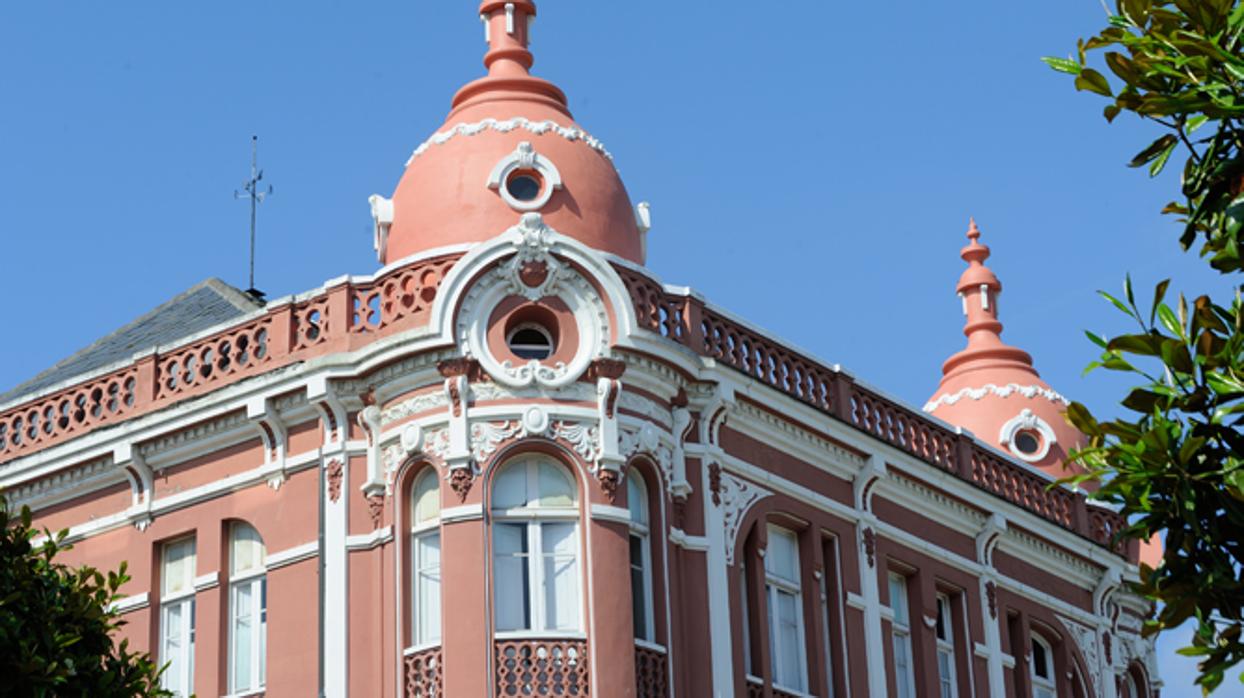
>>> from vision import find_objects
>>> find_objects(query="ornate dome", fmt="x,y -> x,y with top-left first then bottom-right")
373,0 -> 642,266
924,220 -> 1087,478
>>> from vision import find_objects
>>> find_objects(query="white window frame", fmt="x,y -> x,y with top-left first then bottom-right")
159,537 -> 196,698
228,523 -> 267,696
764,525 -> 807,694
888,572 -> 916,698
411,468 -> 442,649
1030,633 -> 1057,698
491,456 -> 583,637
935,593 -> 958,698
819,567 -> 836,698
627,470 -> 655,643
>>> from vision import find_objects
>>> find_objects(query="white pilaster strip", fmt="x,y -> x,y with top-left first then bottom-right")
703,462 -> 735,698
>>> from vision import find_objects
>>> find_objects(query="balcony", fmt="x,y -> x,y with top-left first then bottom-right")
404,645 -> 443,697
634,641 -> 668,697
495,637 -> 590,696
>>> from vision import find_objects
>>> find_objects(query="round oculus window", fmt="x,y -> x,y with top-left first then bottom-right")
1013,430 -> 1041,456
505,172 -> 542,202
507,324 -> 554,361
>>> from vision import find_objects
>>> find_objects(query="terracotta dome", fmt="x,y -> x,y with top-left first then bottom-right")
924,220 -> 1087,478
377,0 -> 641,266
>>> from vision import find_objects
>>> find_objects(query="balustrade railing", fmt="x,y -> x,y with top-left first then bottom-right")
495,637 -> 589,696
618,264 -> 1130,556
404,645 -> 443,697
0,253 -> 461,462
634,642 -> 668,698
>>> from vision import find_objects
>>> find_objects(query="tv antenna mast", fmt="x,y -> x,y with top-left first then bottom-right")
235,135 -> 273,297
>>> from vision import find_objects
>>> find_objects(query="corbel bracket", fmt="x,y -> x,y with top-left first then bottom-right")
976,512 -> 1008,568
114,443 -> 154,531
588,358 -> 626,473
669,387 -> 694,499
247,396 -> 289,490
853,454 -> 887,515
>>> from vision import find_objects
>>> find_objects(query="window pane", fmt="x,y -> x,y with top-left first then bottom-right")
888,574 -> 908,626
765,526 -> 799,583
413,469 -> 440,523
232,583 -> 253,690
630,534 -> 647,639
493,524 -> 529,631
536,461 -> 575,507
161,603 -> 184,694
416,534 -> 442,643
258,579 -> 267,686
775,589 -> 802,688
1032,638 -> 1049,678
492,462 -> 528,510
627,472 -> 648,527
231,523 -> 265,576
542,523 -> 580,631
937,649 -> 954,698
893,632 -> 912,698
163,539 -> 196,597
935,597 -> 948,641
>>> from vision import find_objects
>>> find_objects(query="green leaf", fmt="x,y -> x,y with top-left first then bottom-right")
1085,330 -> 1110,348
1157,303 -> 1184,336
1100,290 -> 1138,317
1150,137 -> 1177,176
1186,114 -> 1210,132
1075,67 -> 1114,96
1129,134 -> 1180,168
1042,56 -> 1083,75
1150,279 -> 1171,324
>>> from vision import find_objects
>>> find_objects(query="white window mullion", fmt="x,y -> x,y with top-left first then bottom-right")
529,522 -> 544,632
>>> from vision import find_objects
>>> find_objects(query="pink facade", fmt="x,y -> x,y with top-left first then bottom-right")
1,3 -> 1159,698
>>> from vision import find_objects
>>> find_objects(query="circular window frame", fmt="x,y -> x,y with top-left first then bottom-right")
487,141 -> 563,212
998,408 -> 1057,463
506,322 -> 556,362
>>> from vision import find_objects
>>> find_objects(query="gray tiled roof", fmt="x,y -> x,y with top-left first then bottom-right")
0,278 -> 263,405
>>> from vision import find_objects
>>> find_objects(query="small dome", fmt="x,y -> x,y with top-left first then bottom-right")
378,1 -> 641,265
925,220 -> 1087,477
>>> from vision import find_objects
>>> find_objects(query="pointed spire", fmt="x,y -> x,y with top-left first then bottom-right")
451,1 -> 569,117
939,218 -> 1036,380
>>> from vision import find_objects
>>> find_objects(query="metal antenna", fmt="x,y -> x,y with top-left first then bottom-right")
235,135 -> 273,296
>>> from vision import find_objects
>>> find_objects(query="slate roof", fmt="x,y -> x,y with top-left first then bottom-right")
0,278 -> 264,405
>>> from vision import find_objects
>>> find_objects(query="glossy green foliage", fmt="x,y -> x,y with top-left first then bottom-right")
1046,2 -> 1244,693
0,496 -> 170,697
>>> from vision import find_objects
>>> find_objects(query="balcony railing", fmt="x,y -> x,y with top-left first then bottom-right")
0,253 -> 461,462
634,641 -> 668,697
404,644 -> 443,697
495,637 -> 589,696
616,264 -> 1132,557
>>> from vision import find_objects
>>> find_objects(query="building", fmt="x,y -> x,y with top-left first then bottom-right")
0,2 -> 1160,697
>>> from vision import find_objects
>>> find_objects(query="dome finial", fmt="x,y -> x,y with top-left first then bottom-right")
939,218 -> 1036,380
452,1 -> 568,116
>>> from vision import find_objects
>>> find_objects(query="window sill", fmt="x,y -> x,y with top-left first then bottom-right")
633,638 -> 666,654
221,689 -> 265,698
404,642 -> 442,656
494,630 -> 587,641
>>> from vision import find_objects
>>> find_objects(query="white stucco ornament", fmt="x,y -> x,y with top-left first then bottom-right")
998,408 -> 1057,462
400,423 -> 424,453
487,141 -> 563,211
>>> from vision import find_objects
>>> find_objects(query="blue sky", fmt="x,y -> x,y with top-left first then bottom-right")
0,0 -> 1238,691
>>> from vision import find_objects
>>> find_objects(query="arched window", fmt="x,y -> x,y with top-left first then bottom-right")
228,522 -> 267,695
627,470 -> 655,643
1030,633 -> 1057,698
411,467 -> 442,647
491,455 -> 581,633
766,525 -> 807,693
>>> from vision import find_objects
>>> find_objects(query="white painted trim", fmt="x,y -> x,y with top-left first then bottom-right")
440,504 -> 484,524
405,117 -> 614,167
110,592 -> 149,614
346,526 -> 394,551
668,528 -> 709,551
193,571 -> 219,592
924,383 -> 1070,413
846,591 -> 866,610
267,541 -> 318,570
589,503 -> 631,525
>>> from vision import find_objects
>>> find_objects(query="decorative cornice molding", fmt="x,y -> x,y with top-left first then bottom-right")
405,117 -> 614,167
5,456 -> 116,510
923,383 -> 1070,413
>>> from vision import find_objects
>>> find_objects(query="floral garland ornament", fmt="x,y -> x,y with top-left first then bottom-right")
326,458 -> 344,503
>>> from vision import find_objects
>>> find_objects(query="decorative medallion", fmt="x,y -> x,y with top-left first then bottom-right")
862,527 -> 877,569
366,495 -> 384,528
597,469 -> 621,503
326,459 -> 344,503
449,467 -> 474,503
